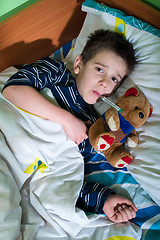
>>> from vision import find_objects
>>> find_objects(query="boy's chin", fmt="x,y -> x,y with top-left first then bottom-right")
85,98 -> 100,105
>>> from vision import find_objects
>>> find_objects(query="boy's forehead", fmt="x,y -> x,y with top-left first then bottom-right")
90,49 -> 120,63
90,50 -> 127,68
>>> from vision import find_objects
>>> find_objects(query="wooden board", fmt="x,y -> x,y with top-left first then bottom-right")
0,0 -> 159,72
0,0 -> 86,71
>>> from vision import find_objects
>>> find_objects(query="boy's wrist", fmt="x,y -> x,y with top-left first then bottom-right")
58,109 -> 74,126
96,188 -> 115,214
102,190 -> 115,213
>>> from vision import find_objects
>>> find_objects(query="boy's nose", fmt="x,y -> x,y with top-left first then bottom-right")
99,79 -> 108,89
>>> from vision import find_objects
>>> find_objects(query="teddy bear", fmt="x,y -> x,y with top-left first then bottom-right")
89,87 -> 153,168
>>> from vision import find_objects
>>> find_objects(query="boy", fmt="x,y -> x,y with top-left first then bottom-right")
2,29 -> 138,223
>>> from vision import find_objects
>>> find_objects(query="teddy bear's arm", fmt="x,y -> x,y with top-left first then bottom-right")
105,108 -> 120,131
126,129 -> 138,148
89,117 -> 109,150
89,115 -> 118,151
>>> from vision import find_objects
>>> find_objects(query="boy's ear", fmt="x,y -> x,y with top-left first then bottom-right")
74,55 -> 83,74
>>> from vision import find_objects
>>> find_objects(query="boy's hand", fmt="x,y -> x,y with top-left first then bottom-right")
62,114 -> 89,145
103,195 -> 138,223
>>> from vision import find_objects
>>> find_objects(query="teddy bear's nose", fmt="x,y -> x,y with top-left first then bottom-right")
139,112 -> 144,118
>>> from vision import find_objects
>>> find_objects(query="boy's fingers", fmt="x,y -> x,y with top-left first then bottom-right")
85,135 -> 88,139
122,205 -> 136,220
117,206 -> 129,222
78,134 -> 88,144
109,213 -> 119,223
115,210 -> 123,223
131,203 -> 138,212
123,199 -> 138,212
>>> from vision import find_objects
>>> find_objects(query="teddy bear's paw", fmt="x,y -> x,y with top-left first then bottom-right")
115,155 -> 133,168
97,134 -> 115,150
126,137 -> 137,148
108,116 -> 119,131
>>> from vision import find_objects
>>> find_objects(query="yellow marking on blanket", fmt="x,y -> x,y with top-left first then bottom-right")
15,105 -> 45,118
24,157 -> 48,174
104,237 -> 135,240
115,17 -> 126,38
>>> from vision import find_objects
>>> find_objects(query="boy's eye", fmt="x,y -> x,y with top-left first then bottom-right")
112,77 -> 118,83
96,67 -> 103,73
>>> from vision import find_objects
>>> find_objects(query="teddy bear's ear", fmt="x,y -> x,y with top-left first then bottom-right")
124,87 -> 139,97
148,104 -> 153,118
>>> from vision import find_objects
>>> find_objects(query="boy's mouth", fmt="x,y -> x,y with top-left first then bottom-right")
93,90 -> 100,97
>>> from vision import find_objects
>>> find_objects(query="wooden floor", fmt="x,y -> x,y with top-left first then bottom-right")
0,0 -> 86,71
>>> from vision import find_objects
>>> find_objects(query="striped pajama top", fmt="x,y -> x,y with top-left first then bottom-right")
2,57 -> 115,214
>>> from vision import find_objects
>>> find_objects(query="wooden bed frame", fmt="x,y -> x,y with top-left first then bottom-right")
0,0 -> 159,72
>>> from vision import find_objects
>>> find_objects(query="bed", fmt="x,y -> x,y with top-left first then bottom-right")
0,0 -> 160,239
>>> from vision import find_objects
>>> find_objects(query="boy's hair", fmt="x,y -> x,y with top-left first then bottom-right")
81,29 -> 137,74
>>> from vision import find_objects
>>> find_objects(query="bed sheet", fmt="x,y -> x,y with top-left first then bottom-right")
0,82 -> 141,240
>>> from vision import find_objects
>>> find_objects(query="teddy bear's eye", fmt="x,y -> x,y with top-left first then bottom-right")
135,107 -> 144,118
139,112 -> 144,118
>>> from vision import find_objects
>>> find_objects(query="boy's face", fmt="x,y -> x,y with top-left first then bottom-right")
74,49 -> 128,104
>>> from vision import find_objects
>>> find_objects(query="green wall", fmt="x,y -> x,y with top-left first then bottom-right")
0,0 -> 159,23
0,0 -> 40,22
142,0 -> 160,10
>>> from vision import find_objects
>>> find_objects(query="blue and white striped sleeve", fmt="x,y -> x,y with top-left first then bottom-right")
2,57 -> 67,92
76,181 -> 115,214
